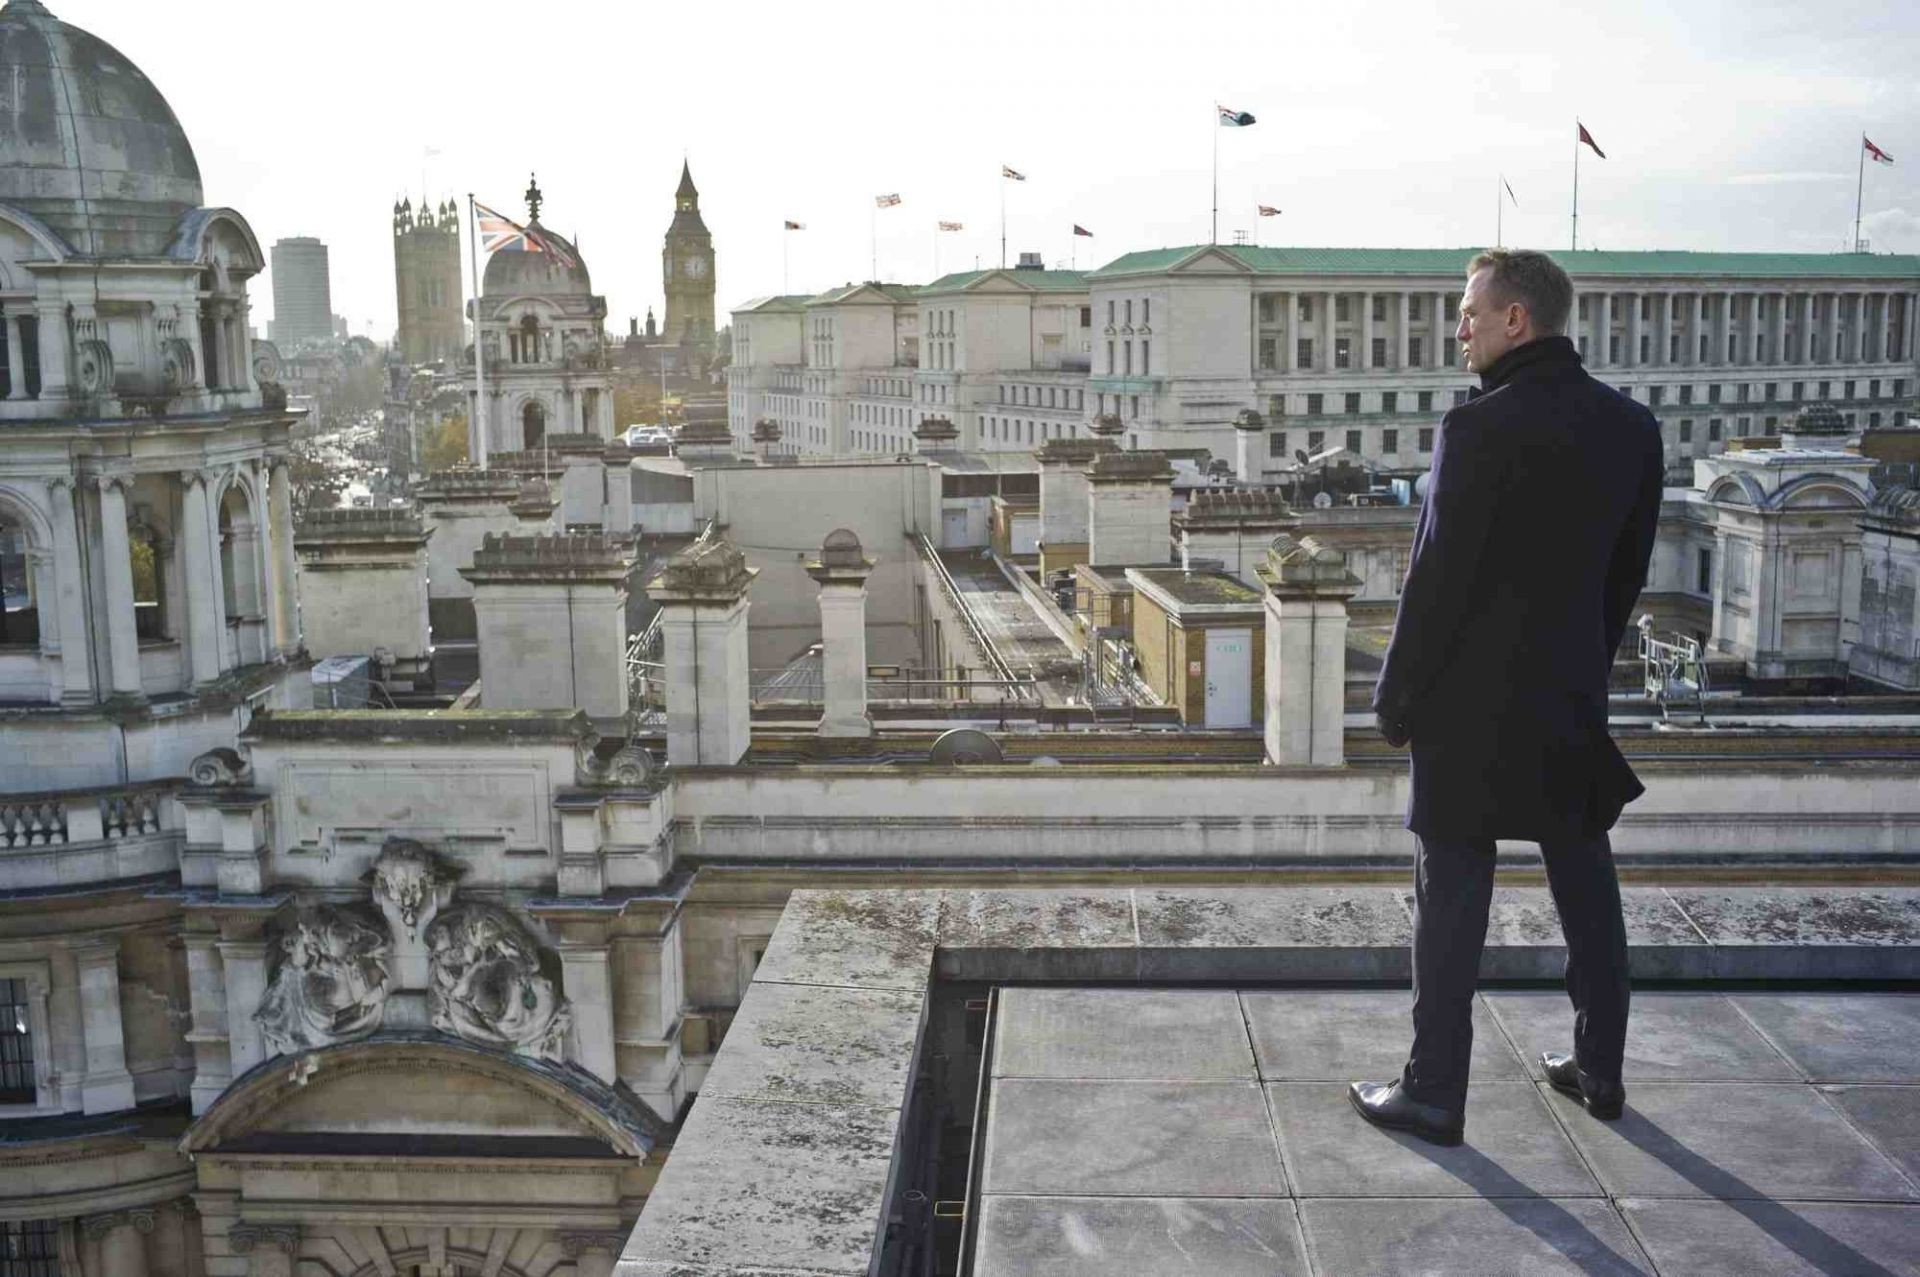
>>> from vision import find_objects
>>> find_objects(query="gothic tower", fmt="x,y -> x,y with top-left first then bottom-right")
393,197 -> 464,363
662,161 -> 716,358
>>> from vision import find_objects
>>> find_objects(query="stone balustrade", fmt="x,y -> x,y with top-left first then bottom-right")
0,779 -> 182,883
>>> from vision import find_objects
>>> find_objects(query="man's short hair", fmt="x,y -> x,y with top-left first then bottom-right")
1467,248 -> 1574,336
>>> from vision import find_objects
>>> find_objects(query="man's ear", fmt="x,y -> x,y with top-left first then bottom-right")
1508,303 -> 1528,336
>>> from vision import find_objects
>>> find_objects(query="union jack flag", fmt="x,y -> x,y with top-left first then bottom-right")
474,200 -> 579,269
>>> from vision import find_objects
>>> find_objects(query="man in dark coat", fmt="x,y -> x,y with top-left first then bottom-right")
1349,248 -> 1664,1146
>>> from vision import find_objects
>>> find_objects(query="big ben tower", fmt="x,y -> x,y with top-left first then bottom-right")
662,160 -> 716,359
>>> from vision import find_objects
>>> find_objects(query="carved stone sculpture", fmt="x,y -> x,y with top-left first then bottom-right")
426,904 -> 571,1060
255,906 -> 390,1055
369,838 -> 458,989
187,746 -> 251,788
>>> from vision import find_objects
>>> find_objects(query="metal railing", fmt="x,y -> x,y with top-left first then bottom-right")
1637,615 -> 1710,723
912,534 -> 1033,698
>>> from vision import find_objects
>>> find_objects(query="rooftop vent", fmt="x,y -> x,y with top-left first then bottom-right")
1016,252 -> 1044,270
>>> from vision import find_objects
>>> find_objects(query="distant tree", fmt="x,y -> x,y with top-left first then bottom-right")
419,413 -> 470,471
287,442 -> 346,521
613,381 -> 662,430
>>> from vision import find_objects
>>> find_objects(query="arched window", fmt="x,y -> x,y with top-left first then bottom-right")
0,516 -> 38,646
128,520 -> 168,642
519,315 -> 540,365
522,400 -> 546,450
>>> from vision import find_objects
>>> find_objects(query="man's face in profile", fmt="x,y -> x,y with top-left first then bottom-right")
1457,267 -> 1522,373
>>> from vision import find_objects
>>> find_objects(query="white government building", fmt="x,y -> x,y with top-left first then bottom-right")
729,245 -> 1920,479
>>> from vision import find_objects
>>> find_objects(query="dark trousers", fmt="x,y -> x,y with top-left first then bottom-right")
1400,831 -> 1630,1114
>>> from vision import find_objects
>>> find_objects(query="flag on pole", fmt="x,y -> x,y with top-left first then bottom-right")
1001,166 -> 1026,181
1503,178 -> 1518,205
1219,105 -> 1257,127
1577,122 -> 1606,158
939,221 -> 964,231
474,200 -> 578,269
1073,224 -> 1094,237
875,193 -> 901,208
784,220 -> 805,230
1257,204 -> 1281,217
1865,135 -> 1895,165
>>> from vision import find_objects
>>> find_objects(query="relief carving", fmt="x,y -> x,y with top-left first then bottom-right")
426,904 -> 571,1060
254,905 -> 390,1056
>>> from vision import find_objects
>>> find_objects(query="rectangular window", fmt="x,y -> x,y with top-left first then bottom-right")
1297,338 -> 1313,368
1140,340 -> 1150,374
1641,335 -> 1651,362
1382,427 -> 1399,453
1844,379 -> 1856,399
1123,342 -> 1133,375
1418,426 -> 1434,452
1680,419 -> 1693,443
1696,548 -> 1712,595
1869,379 -> 1880,398
1609,336 -> 1620,363
0,978 -> 31,1102
1765,382 -> 1778,401
1346,429 -> 1363,455
1444,338 -> 1458,365
1268,394 -> 1286,417
1258,338 -> 1277,370
1382,391 -> 1398,413
1709,384 -> 1722,404
1578,297 -> 1589,320
1409,297 -> 1424,321
1308,429 -> 1326,452
1298,296 -> 1313,322
1259,295 -> 1276,323
1819,380 -> 1831,398
1409,337 -> 1424,367
1649,385 -> 1664,406
1124,300 -> 1133,326
1679,384 -> 1693,405
1106,300 -> 1115,325
1870,411 -> 1881,428
1709,419 -> 1722,442
1736,384 -> 1748,404
1336,295 -> 1351,321
0,1219 -> 58,1276
1738,416 -> 1751,436
1372,336 -> 1387,368
1306,393 -> 1323,414
1142,300 -> 1150,325
1453,389 -> 1469,406
1344,392 -> 1361,415
1270,431 -> 1288,457
1129,394 -> 1139,418
1335,337 -> 1352,369
1418,390 -> 1433,412
1079,306 -> 1092,327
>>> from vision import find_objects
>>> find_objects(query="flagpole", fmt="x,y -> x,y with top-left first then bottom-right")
466,193 -> 487,469
783,227 -> 790,295
871,202 -> 877,280
1497,174 -> 1503,247
1211,109 -> 1219,245
1000,177 -> 1007,271
1854,135 -> 1867,252
933,223 -> 939,279
1571,125 -> 1580,252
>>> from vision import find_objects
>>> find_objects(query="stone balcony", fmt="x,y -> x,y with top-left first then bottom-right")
0,780 -> 182,890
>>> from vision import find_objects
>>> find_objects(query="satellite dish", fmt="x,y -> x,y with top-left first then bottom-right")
929,728 -> 1004,765
1294,448 -> 1310,466
1312,491 -> 1334,509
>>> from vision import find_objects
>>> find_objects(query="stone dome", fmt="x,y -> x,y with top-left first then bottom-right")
0,0 -> 204,256
482,229 -> 593,296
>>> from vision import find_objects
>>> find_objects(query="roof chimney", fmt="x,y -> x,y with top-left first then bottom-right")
1016,251 -> 1044,270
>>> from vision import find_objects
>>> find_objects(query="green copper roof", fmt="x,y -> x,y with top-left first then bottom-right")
1088,244 -> 1920,280
734,294 -> 815,313
919,267 -> 1090,295
808,282 -> 921,305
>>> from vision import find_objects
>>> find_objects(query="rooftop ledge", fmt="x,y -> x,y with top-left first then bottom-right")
243,708 -> 593,743
619,884 -> 1920,1275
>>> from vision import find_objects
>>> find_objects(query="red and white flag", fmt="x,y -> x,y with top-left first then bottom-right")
875,193 -> 902,208
938,221 -> 963,232
1578,122 -> 1606,159
1864,135 -> 1895,165
1257,204 -> 1281,217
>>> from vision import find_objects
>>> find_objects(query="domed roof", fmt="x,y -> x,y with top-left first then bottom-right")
0,0 -> 203,257
482,229 -> 593,297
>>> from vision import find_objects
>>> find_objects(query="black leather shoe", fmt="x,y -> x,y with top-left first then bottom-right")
1347,1080 -> 1464,1146
1541,1052 -> 1625,1120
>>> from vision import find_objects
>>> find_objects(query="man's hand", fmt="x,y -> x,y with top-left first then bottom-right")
1375,711 -> 1411,749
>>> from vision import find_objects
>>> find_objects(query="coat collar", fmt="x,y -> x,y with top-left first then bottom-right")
1473,334 -> 1582,396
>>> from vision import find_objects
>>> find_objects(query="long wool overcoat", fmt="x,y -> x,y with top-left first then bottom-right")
1373,335 -> 1664,842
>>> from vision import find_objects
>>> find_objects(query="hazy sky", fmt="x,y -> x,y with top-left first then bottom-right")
62,0 -> 1920,341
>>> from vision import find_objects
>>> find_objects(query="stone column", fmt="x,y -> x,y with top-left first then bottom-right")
647,539 -> 758,767
229,1223 -> 300,1277
46,478 -> 94,704
1822,291 -> 1840,364
183,933 -> 230,1114
556,944 -> 617,1084
560,1231 -> 627,1277
1280,291 -> 1297,372
83,1210 -> 154,1277
807,530 -> 875,738
266,459 -> 299,655
34,300 -> 69,398
1395,292 -> 1410,369
217,939 -> 270,1076
1360,291 -> 1375,369
1683,293 -> 1701,367
1770,292 -> 1786,367
1430,292 -> 1446,367
74,939 -> 136,1113
1593,292 -> 1612,368
4,313 -> 26,399
1256,535 -> 1362,766
179,471 -> 223,685
95,476 -> 144,698
1797,292 -> 1813,364
1654,292 -> 1671,367
1625,292 -> 1642,367
1319,291 -> 1335,371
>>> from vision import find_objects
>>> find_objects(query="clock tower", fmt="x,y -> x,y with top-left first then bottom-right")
662,160 -> 716,358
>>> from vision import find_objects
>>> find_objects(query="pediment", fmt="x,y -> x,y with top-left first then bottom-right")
1166,246 -> 1254,275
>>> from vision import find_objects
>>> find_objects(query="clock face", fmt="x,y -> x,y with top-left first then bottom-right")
685,257 -> 707,279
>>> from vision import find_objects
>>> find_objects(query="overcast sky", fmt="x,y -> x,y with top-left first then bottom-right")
62,0 -> 1920,341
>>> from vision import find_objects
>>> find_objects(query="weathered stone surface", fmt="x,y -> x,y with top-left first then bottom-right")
1669,888 -> 1920,978
1820,1086 -> 1920,1183
1271,1081 -> 1601,1198
1299,1198 -> 1655,1277
1730,992 -> 1920,1082
751,889 -> 939,991
1486,991 -> 1801,1082
992,988 -> 1255,1080
975,1196 -> 1310,1276
1617,1199 -> 1920,1277
698,982 -> 924,1109
937,890 -> 1137,981
984,1079 -> 1283,1197
619,1096 -> 898,1275
1243,990 -> 1524,1081
1134,887 -> 1411,980
1546,1082 -> 1918,1202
